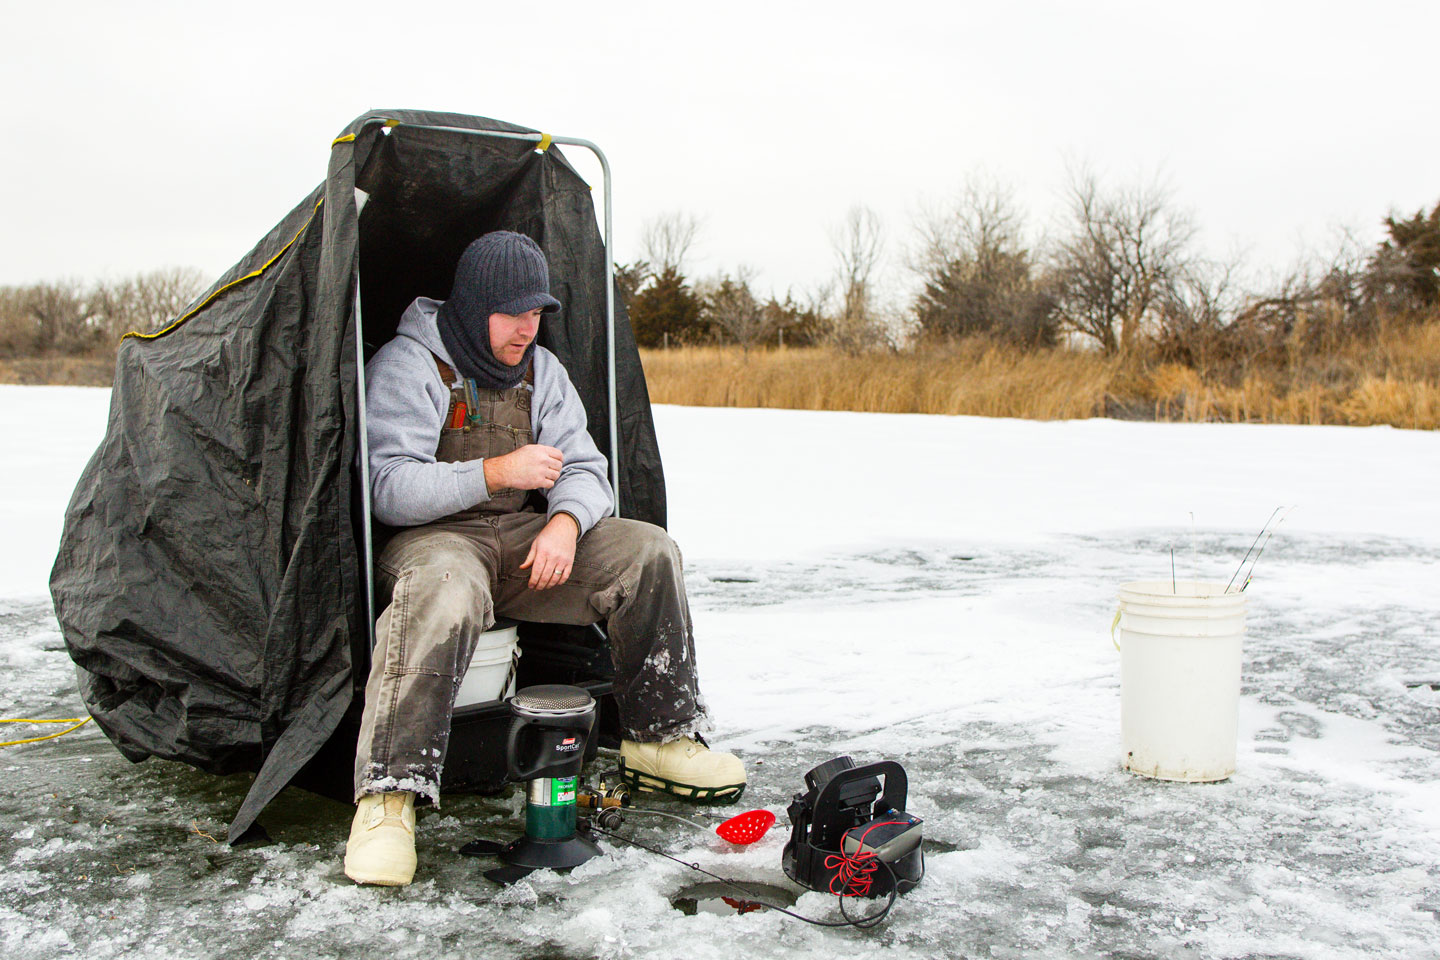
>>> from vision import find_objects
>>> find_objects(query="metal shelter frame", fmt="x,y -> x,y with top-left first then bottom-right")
351,122 -> 619,644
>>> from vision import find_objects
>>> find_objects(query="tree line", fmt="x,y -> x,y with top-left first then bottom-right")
3,181 -> 1434,375
620,178 -> 1440,371
0,268 -> 207,360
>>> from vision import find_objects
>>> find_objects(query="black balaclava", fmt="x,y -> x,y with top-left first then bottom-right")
436,231 -> 562,389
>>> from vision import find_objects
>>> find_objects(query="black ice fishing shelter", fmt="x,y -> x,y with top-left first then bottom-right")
49,109 -> 666,841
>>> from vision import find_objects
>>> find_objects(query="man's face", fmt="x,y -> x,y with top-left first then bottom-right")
488,308 -> 544,366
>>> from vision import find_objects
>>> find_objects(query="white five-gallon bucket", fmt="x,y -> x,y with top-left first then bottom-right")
1115,581 -> 1247,782
453,621 -> 520,710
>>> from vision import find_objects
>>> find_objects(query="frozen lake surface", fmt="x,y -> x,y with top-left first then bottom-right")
2,386 -> 1438,958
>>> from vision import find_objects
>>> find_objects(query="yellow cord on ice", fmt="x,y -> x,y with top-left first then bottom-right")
0,717 -> 91,747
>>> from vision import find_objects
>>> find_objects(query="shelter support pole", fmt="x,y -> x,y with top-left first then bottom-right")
353,271 -> 377,648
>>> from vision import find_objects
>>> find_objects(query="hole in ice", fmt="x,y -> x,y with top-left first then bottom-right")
670,881 -> 796,916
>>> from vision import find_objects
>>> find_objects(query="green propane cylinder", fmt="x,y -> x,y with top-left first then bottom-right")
525,776 -> 579,840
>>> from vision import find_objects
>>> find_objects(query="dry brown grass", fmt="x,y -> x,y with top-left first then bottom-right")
1142,322 -> 1440,428
640,342 -> 1119,420
641,322 -> 1440,429
5,324 -> 1436,428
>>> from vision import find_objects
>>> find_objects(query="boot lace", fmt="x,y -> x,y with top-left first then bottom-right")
366,794 -> 412,830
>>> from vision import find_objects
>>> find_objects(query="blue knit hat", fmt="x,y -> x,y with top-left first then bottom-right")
447,231 -> 561,320
436,231 -> 561,387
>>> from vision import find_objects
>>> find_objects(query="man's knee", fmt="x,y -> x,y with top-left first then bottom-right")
605,519 -> 682,576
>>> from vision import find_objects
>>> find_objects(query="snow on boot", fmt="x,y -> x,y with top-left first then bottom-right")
343,791 -> 417,885
620,736 -> 746,804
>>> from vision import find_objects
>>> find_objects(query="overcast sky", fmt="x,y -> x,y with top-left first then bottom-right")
4,0 -> 1437,302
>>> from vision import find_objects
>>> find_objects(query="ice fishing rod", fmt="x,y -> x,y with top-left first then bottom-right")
1225,507 -> 1280,592
1225,506 -> 1293,593
1237,507 -> 1292,591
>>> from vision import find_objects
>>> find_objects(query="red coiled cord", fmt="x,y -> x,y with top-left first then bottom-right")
825,821 -> 907,897
824,850 -> 878,896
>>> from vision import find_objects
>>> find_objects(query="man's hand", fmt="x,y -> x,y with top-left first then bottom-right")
483,444 -> 564,491
520,514 -> 579,590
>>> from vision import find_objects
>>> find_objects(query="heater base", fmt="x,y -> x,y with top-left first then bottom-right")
498,833 -> 603,872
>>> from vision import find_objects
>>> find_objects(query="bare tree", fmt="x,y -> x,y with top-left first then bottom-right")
1051,171 -> 1196,354
828,205 -> 887,351
912,177 -> 1023,278
640,212 -> 702,277
98,267 -> 207,339
132,267 -> 207,334
0,268 -> 207,359
699,266 -> 771,354
25,280 -> 101,354
1154,256 -> 1243,372
0,286 -> 30,357
1232,230 -> 1370,355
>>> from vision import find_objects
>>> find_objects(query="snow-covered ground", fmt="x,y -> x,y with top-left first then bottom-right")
2,384 -> 1438,959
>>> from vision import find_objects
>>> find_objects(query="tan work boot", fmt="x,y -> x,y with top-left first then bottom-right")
343,791 -> 417,885
620,736 -> 746,804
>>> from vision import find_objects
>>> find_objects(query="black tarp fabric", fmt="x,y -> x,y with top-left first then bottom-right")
49,110 -> 665,842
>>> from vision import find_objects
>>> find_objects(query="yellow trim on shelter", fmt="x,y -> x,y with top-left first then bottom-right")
334,119 -> 396,145
123,198 -> 325,342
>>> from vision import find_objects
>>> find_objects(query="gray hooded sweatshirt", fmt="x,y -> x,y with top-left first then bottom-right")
363,298 -> 614,534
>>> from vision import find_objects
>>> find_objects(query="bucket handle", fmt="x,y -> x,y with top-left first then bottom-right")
1110,608 -> 1122,651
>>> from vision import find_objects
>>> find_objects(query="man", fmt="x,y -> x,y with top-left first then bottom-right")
344,231 -> 744,886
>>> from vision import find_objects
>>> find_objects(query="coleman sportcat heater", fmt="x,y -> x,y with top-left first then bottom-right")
492,684 -> 601,875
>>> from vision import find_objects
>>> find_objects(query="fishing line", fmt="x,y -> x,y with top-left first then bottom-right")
615,808 -> 713,832
585,822 -> 900,929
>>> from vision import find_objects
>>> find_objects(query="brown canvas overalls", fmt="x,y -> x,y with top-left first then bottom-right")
354,357 -> 707,803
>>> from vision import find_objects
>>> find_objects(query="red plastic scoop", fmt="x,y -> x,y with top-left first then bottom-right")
715,809 -> 776,845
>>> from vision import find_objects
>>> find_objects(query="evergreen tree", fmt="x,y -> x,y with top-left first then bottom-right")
1367,201 -> 1440,312
614,260 -> 650,309
912,180 -> 1060,348
628,266 -> 703,347
762,294 -> 829,346
916,247 -> 1057,346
